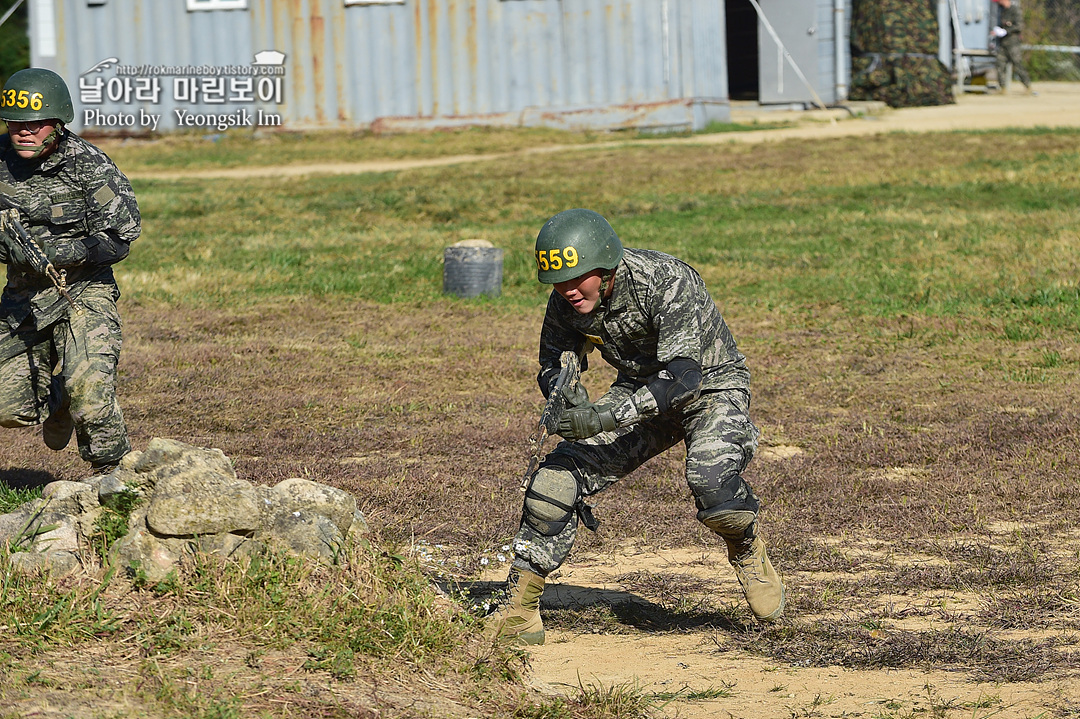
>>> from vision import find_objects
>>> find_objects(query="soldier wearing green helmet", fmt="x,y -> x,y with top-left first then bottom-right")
487,209 -> 785,645
0,68 -> 141,474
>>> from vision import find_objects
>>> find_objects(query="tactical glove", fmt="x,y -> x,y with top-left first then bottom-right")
0,231 -> 32,268
0,207 -> 50,274
561,382 -> 591,408
557,404 -> 617,441
44,239 -> 88,268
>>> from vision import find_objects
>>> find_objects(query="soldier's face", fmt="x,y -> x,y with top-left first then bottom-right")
554,269 -> 607,314
7,119 -> 61,160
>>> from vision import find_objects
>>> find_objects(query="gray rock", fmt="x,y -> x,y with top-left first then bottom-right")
112,523 -> 188,584
269,477 -> 357,534
5,437 -> 368,579
9,550 -> 81,576
194,531 -> 264,561
350,509 -> 370,537
267,510 -> 345,562
134,437 -> 235,479
99,469 -> 142,509
41,481 -> 100,515
147,474 -> 261,536
0,509 -> 34,547
0,508 -> 68,552
29,514 -> 81,554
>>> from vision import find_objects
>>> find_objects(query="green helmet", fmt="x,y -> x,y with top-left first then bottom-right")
0,68 -> 74,124
535,209 -> 624,284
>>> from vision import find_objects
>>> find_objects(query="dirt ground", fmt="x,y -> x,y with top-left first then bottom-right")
5,89 -> 1080,719
481,538 -> 1080,719
126,82 -> 1080,182
469,86 -> 1080,719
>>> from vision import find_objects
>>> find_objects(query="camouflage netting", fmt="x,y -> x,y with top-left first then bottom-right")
850,0 -> 955,107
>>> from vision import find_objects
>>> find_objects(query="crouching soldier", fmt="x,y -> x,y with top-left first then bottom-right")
0,68 -> 140,475
488,209 -> 785,645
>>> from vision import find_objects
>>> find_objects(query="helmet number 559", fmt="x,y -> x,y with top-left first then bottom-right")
535,247 -> 579,272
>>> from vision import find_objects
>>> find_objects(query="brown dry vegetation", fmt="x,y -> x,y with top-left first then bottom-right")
1,122 -> 1080,718
5,296 -> 1079,716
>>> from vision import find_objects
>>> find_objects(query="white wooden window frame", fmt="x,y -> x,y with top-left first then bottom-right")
186,0 -> 248,11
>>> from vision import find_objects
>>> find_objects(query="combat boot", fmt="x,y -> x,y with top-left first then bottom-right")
90,460 -> 120,477
484,567 -> 546,646
42,378 -> 73,451
725,528 -> 785,622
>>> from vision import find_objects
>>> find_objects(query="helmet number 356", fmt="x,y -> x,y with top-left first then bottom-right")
536,247 -> 579,272
2,90 -> 45,112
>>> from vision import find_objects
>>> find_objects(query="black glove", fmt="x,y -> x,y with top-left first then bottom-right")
0,232 -> 15,265
0,231 -> 37,270
557,404 -> 617,440
44,239 -> 87,268
0,209 -> 51,274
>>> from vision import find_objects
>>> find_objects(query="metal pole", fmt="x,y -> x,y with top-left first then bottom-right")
745,0 -> 829,109
0,0 -> 25,29
834,0 -> 847,102
948,0 -> 970,89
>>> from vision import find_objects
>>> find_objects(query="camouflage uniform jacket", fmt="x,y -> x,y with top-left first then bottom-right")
538,248 -> 750,427
0,130 -> 141,335
998,2 -> 1023,35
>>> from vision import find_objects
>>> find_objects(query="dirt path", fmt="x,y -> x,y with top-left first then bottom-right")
115,87 -> 1080,717
127,82 -> 1080,182
506,544 -> 1079,719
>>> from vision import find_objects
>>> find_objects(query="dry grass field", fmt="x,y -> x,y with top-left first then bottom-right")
2,99 -> 1080,717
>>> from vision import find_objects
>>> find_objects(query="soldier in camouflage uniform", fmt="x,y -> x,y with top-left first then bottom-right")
0,68 -> 140,474
487,209 -> 785,645
992,0 -> 1035,94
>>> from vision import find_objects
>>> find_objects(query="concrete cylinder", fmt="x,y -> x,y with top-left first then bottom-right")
443,240 -> 503,299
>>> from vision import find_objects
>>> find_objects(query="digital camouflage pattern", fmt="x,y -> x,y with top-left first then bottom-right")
513,248 -> 762,577
0,130 -> 140,333
850,0 -> 955,107
513,385 -> 760,576
538,248 -> 750,428
0,129 -> 140,465
0,284 -> 130,463
995,1 -> 1033,89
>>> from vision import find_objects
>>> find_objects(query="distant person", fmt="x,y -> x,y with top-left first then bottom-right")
991,0 -> 1036,94
0,68 -> 141,475
486,209 -> 785,645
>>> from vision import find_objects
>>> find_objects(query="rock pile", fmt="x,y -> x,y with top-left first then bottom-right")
0,437 -> 367,581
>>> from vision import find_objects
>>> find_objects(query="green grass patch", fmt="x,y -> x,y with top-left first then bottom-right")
90,489 -> 140,561
0,485 -> 39,514
119,130 -> 1080,342
5,126 -> 1080,717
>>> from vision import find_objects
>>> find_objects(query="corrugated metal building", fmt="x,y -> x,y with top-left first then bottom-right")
27,0 -> 868,134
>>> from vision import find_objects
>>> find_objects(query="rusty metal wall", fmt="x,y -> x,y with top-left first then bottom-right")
266,0 -> 733,130
33,0 -> 258,131
32,0 -> 733,132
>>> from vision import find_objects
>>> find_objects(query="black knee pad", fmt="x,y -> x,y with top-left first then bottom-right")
693,473 -> 760,539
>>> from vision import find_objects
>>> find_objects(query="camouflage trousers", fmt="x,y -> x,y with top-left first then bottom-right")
997,36 -> 1032,89
512,386 -> 761,577
0,284 -> 130,465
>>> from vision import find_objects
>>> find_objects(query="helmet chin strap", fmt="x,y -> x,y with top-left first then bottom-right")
598,268 -> 616,301
19,122 -> 64,159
